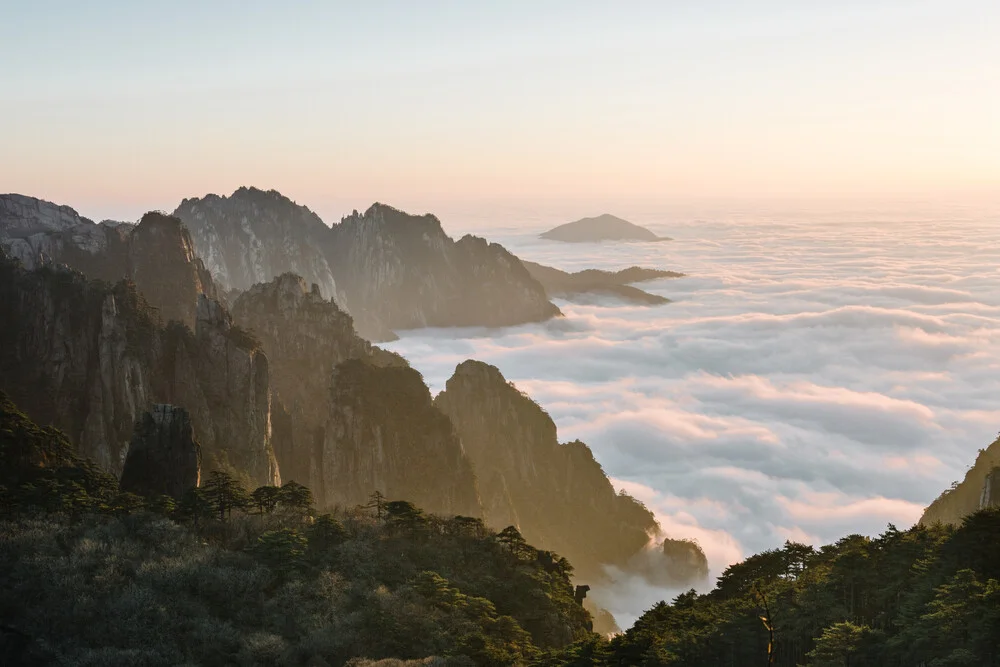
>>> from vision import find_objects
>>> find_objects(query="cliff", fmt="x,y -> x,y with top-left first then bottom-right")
174,189 -> 560,341
119,404 -> 201,499
230,273 -> 405,502
522,260 -> 683,305
0,195 -> 217,327
0,252 -> 278,485
920,436 -> 1000,526
173,187 -> 341,303
322,359 -> 481,517
434,360 -> 657,579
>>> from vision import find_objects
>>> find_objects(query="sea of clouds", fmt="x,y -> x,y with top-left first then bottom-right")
384,202 -> 1000,624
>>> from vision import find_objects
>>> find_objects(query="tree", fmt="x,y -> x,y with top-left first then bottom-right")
278,481 -> 313,514
365,490 -> 387,520
250,485 -> 281,515
177,487 -> 213,527
201,470 -> 249,520
308,513 -> 347,561
805,621 -> 872,667
385,500 -> 426,531
254,528 -> 307,576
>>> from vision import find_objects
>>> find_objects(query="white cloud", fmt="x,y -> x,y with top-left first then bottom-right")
385,209 -> 1000,621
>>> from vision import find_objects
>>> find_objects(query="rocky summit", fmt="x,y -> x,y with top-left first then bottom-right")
0,195 -> 217,327
174,189 -> 560,340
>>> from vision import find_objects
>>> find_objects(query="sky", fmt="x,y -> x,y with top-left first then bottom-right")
3,0 -> 999,222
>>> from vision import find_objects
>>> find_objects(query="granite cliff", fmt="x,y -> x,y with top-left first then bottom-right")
230,273 -> 405,502
434,360 -> 658,579
173,189 -> 560,340
173,187 -> 341,304
920,436 -> 1000,526
0,252 -> 278,484
322,359 -> 481,517
0,195 -> 217,326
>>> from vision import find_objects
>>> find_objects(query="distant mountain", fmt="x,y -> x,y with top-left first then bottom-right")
0,194 -> 218,327
174,188 -> 561,340
540,213 -> 670,242
921,436 -> 1000,526
522,260 -> 683,305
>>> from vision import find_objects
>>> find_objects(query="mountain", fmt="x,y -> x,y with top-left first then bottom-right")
230,273 -> 406,503
174,189 -> 560,340
522,260 -> 683,305
0,195 -> 217,326
329,203 -> 560,339
323,359 -> 482,517
0,252 -> 278,485
434,359 -> 658,579
540,214 -> 669,242
173,187 -> 342,304
920,436 -> 1000,526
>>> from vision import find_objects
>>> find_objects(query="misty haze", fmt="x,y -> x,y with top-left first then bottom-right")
1,2 -> 998,666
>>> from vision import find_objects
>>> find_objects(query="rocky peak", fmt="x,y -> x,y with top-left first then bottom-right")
230,273 -> 401,501
173,187 -> 340,304
436,359 -> 657,580
0,193 -> 88,235
0,196 -> 217,328
119,404 -> 201,499
322,359 -> 481,517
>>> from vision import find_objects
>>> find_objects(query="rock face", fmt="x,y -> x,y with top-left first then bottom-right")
120,405 -> 200,499
322,359 -> 481,517
435,360 -> 657,579
540,214 -> 669,243
231,273 -> 405,502
0,195 -> 217,327
173,189 -> 560,341
522,260 -> 683,305
0,252 -> 278,484
920,437 -> 1000,526
328,204 -> 560,340
173,187 -> 341,304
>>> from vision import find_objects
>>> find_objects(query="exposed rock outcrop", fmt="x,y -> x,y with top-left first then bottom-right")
231,273 -> 405,501
0,252 -> 278,484
328,204 -> 560,340
173,189 -> 560,341
120,405 -> 200,499
0,196 -> 217,327
920,437 -> 1000,526
540,214 -> 669,242
173,187 -> 341,304
522,260 -> 683,305
322,359 -> 481,517
434,360 -> 657,579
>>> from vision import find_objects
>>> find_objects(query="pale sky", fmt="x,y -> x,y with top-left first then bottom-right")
3,0 -> 998,222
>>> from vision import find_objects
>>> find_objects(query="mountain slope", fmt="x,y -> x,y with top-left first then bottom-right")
0,195 -> 217,326
540,214 -> 669,242
174,189 -> 560,340
921,436 -> 1000,526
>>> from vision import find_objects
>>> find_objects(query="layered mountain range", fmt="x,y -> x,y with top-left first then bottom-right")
0,189 -> 701,600
174,188 -> 559,340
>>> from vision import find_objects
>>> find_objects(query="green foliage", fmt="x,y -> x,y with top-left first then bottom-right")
278,480 -> 314,513
542,514 -> 1000,667
251,485 -> 281,514
202,470 -> 251,520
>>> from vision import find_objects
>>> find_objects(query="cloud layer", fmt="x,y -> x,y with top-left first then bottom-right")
385,207 -> 1000,623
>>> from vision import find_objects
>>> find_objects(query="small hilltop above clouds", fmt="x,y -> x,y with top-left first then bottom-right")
540,213 -> 671,242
